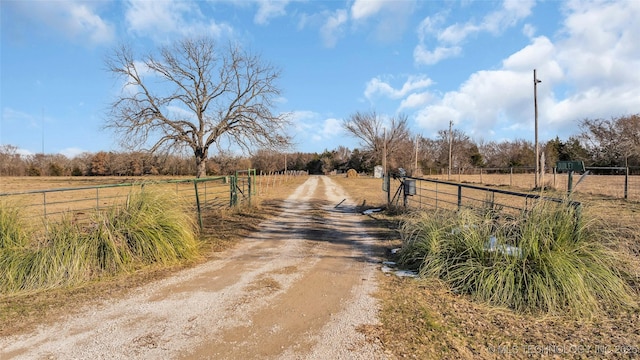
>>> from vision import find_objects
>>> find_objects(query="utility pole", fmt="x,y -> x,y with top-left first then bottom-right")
41,108 -> 45,154
533,69 -> 542,188
383,128 -> 390,205
414,134 -> 419,175
448,120 -> 453,181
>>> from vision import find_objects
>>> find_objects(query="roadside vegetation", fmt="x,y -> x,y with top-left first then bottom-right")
397,202 -> 635,317
1,190 -> 199,295
334,176 -> 640,359
2,175 -> 639,358
0,176 -> 303,336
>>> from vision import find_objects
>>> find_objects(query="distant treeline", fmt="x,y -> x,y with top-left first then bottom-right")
1,115 -> 638,177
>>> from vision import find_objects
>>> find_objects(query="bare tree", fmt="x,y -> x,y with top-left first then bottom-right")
105,37 -> 291,178
579,114 -> 639,167
342,111 -> 411,171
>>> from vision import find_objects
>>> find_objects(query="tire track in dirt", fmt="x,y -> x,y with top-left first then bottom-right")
0,176 -> 384,359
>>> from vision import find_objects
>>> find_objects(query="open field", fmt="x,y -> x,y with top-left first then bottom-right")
2,174 -> 639,358
0,174 -> 300,233
424,172 -> 640,201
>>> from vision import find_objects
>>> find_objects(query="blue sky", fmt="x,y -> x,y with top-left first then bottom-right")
1,0 -> 639,158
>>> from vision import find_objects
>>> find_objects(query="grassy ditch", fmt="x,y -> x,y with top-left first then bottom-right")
0,189 -> 199,294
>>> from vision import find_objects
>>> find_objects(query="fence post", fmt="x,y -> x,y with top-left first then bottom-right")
624,166 -> 629,200
385,174 -> 391,206
204,182 -> 207,205
43,192 -> 47,221
435,182 -> 438,209
510,167 -> 513,187
248,174 -> 252,206
231,175 -> 239,207
457,185 -> 462,210
193,180 -> 203,230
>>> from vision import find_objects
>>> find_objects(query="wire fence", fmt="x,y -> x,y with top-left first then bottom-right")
386,175 -> 579,220
0,171 -> 308,236
418,166 -> 639,201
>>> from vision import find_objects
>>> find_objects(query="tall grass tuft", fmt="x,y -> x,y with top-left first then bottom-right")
0,200 -> 34,292
398,202 -> 636,317
0,200 -> 30,249
1,189 -> 200,294
86,190 -> 200,274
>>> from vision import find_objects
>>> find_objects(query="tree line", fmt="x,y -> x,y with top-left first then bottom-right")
340,111 -> 639,176
1,113 -> 637,178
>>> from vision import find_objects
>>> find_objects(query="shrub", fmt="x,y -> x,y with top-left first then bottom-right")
398,203 -> 636,317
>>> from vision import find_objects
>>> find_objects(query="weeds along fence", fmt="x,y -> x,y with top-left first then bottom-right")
420,166 -> 639,201
387,175 -> 579,219
0,171 -> 307,236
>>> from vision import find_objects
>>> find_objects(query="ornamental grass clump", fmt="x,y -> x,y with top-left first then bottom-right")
86,190 -> 200,274
0,189 -> 200,294
0,201 -> 34,292
397,202 -> 636,317
0,201 -> 29,249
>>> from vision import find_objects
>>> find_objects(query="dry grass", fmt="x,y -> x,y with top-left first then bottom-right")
333,175 -> 640,359
3,174 -> 640,358
425,172 -> 640,200
0,175 -> 308,337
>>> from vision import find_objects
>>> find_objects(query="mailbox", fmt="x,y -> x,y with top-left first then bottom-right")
556,161 -> 585,173
404,179 -> 416,196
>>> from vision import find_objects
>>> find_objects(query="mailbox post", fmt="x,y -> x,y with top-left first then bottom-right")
556,161 -> 585,195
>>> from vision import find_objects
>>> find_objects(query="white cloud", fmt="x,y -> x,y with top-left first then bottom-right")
413,44 -> 461,65
557,0 -> 640,89
351,0 -> 386,20
414,56 -> 559,138
414,0 -> 535,65
59,147 -> 86,158
7,0 -> 114,45
350,0 -> 416,43
321,118 -> 343,137
437,22 -> 478,44
125,1 -> 232,41
522,23 -> 536,38
254,0 -> 290,25
289,110 -> 319,133
288,111 -> 346,147
413,0 -> 640,142
416,13 -> 446,42
399,92 -> 432,111
365,75 -> 433,101
481,0 -> 534,35
502,36 -> 557,72
320,9 -> 348,48
16,148 -> 35,157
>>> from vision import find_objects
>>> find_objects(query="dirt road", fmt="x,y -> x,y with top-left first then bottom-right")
0,176 -> 385,359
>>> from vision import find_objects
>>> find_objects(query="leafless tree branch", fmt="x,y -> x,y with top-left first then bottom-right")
105,37 -> 291,177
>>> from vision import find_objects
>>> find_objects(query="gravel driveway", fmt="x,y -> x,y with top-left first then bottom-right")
0,176 -> 385,359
